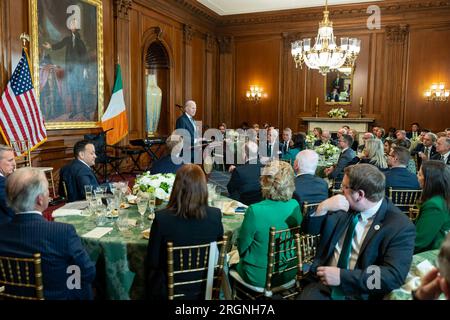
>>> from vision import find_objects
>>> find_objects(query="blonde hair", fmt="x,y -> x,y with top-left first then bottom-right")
260,160 -> 295,201
364,139 -> 388,169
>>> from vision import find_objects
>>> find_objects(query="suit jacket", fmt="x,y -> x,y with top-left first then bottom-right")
411,144 -> 437,168
59,159 -> 99,202
293,174 -> 329,209
150,155 -> 183,174
175,113 -> 196,147
431,152 -> 450,165
304,198 -> 415,299
415,196 -> 450,254
0,175 -> 14,224
384,167 -> 420,193
227,161 -> 264,205
236,199 -> 302,287
328,148 -> 356,180
406,131 -> 419,140
0,213 -> 96,299
145,206 -> 224,299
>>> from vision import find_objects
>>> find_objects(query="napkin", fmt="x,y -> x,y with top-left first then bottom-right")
83,227 -> 113,239
52,209 -> 83,217
416,259 -> 435,278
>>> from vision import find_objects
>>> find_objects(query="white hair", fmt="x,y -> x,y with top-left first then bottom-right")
296,149 -> 319,175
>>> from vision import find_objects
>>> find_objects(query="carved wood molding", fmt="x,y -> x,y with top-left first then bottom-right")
386,24 -> 410,43
205,33 -> 216,52
114,0 -> 133,19
217,36 -> 233,54
183,24 -> 193,44
172,0 -> 219,23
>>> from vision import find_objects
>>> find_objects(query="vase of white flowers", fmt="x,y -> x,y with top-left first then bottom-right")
327,108 -> 349,119
305,132 -> 317,149
132,172 -> 175,202
315,143 -> 340,160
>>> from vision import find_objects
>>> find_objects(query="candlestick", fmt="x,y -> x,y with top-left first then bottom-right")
315,97 -> 319,117
359,97 -> 363,118
359,97 -> 363,105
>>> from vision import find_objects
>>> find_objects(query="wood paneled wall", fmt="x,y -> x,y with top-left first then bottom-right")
1,0 -> 450,190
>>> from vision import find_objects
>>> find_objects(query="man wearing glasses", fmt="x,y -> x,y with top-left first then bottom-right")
299,164 -> 415,300
324,134 -> 356,188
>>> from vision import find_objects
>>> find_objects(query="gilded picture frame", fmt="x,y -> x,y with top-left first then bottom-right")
324,69 -> 353,106
30,0 -> 104,129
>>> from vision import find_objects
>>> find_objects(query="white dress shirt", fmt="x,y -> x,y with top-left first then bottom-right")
16,210 -> 42,216
329,200 -> 383,270
441,151 -> 450,164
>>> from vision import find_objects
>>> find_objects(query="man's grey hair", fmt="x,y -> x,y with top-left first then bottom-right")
296,150 -> 319,175
184,99 -> 196,108
6,167 -> 47,213
425,132 -> 437,143
0,144 -> 13,158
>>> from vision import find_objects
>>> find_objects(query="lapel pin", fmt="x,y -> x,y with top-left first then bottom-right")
374,224 -> 380,231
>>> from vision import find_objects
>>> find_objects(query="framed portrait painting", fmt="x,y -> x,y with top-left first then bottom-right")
30,0 -> 104,129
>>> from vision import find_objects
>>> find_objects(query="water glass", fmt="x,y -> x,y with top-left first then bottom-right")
148,192 -> 156,213
136,198 -> 148,229
116,211 -> 131,236
95,205 -> 107,226
84,185 -> 93,201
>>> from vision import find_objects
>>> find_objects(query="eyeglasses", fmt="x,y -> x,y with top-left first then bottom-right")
340,184 -> 352,191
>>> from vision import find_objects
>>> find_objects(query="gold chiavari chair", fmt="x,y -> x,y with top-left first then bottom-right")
408,207 -> 420,222
294,233 -> 321,288
0,253 -> 44,300
302,202 -> 321,217
167,236 -> 228,300
230,226 -> 302,300
388,188 -> 422,215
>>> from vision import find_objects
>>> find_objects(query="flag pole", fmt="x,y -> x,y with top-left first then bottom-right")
20,33 -> 33,80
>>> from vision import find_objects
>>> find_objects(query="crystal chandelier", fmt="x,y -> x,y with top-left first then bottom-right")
291,0 -> 361,76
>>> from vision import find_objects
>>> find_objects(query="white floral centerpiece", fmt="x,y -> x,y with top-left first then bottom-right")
305,132 -> 317,149
327,107 -> 348,119
132,172 -> 175,201
315,143 -> 340,160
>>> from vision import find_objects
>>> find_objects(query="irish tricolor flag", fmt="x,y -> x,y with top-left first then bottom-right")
101,64 -> 128,145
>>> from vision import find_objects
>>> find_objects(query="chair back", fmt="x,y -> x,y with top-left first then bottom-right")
408,207 -> 420,222
265,226 -> 301,296
167,236 -> 228,300
10,140 -> 32,167
388,188 -> 422,214
302,202 -> 320,217
294,233 -> 321,282
0,253 -> 44,300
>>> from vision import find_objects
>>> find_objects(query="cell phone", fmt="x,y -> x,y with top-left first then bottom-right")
235,207 -> 246,213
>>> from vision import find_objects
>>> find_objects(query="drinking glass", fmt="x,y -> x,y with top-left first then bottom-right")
84,185 -> 93,201
136,198 -> 148,229
116,211 -> 131,236
148,192 -> 156,213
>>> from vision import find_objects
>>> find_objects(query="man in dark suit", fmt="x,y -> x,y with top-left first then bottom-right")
227,141 -> 263,205
150,134 -> 184,174
385,146 -> 420,192
0,167 -> 96,299
314,130 -> 332,147
299,164 -> 415,300
59,140 -> 99,202
324,134 -> 356,187
293,149 -> 329,208
431,137 -> 450,165
406,122 -> 420,140
175,100 -> 199,163
410,132 -> 438,169
0,145 -> 16,224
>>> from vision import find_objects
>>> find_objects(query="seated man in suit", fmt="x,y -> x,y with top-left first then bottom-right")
150,134 -> 184,174
431,137 -> 450,165
0,167 -> 96,299
385,146 -> 420,193
357,132 -> 374,153
293,149 -> 329,208
411,132 -> 438,169
314,130 -> 332,147
59,140 -> 99,202
227,141 -> 263,205
0,145 -> 16,224
406,122 -> 420,140
395,130 -> 411,149
299,164 -> 415,300
279,127 -> 292,157
324,134 -> 356,187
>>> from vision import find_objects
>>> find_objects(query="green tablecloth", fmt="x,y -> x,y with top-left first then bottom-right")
55,197 -> 244,300
386,249 -> 439,300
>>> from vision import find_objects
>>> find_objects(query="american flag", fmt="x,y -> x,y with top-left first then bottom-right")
0,49 -> 47,151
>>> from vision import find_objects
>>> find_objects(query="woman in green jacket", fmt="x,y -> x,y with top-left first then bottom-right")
235,160 -> 302,288
415,160 -> 450,253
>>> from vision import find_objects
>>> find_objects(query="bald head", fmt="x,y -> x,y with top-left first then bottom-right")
184,100 -> 197,117
295,149 -> 319,175
6,167 -> 49,213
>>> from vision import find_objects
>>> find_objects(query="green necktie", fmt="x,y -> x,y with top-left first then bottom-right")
331,213 -> 361,300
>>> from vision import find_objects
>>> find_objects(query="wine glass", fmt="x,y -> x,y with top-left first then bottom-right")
148,192 -> 156,213
84,185 -> 93,201
136,197 -> 148,230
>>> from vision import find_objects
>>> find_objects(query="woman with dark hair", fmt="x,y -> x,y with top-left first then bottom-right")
145,164 -> 224,299
414,160 -> 450,253
282,133 -> 306,164
313,127 -> 322,140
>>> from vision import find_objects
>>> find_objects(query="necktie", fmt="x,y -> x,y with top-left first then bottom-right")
424,147 -> 429,158
267,144 -> 272,157
441,155 -> 445,162
72,34 -> 76,48
331,213 -> 361,300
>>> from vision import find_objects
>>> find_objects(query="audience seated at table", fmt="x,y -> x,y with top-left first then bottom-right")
150,134 -> 184,174
314,130 -> 333,147
0,144 -> 16,224
233,160 -> 302,288
298,164 -> 415,300
293,150 -> 329,209
59,140 -> 100,202
227,141 -> 264,205
279,127 -> 293,157
384,146 -> 420,193
281,132 -> 306,164
414,160 -> 450,254
395,130 -> 412,149
324,134 -> 356,187
351,139 -> 388,170
145,164 -> 224,300
391,141 -> 417,174
0,167 -> 96,299
410,132 -> 438,169
357,132 -> 374,153
412,233 -> 450,300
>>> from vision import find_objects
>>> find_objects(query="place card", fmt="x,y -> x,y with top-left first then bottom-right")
52,209 -> 83,217
83,227 -> 113,239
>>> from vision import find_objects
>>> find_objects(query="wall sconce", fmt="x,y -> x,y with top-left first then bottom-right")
246,85 -> 265,102
424,83 -> 450,102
